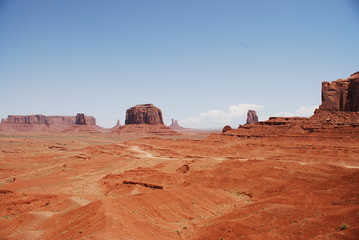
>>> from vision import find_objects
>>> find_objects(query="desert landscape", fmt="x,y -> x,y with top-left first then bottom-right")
0,73 -> 358,240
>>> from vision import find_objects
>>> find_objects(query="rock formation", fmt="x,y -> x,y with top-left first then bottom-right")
169,118 -> 187,130
2,114 -> 96,125
171,119 -> 179,126
114,104 -> 177,135
3,115 -> 48,124
125,104 -> 164,125
222,72 -> 359,138
222,125 -> 233,133
0,113 -> 98,132
319,71 -> 359,111
75,113 -> 86,125
246,110 -> 258,124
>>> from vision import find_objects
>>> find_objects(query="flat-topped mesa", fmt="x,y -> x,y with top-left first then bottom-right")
319,71 -> 359,112
246,110 -> 258,124
125,104 -> 164,125
2,114 -> 96,125
3,115 -> 48,124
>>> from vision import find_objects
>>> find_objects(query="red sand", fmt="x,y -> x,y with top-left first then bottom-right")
0,129 -> 358,239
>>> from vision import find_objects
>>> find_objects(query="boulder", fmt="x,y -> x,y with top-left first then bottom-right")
246,110 -> 258,124
319,72 -> 359,111
125,104 -> 164,125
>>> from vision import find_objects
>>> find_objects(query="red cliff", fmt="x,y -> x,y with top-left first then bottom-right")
319,72 -> 359,111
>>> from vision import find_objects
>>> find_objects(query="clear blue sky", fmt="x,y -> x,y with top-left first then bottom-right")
0,0 -> 358,128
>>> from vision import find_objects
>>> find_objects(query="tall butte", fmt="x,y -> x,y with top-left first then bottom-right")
114,104 -> 176,135
125,104 -> 164,124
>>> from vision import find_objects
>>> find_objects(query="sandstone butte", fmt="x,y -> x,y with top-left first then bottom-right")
0,72 -> 358,240
169,119 -> 188,131
246,110 -> 258,124
114,104 -> 177,136
125,104 -> 164,125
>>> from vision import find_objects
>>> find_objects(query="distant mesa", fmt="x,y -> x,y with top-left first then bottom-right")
246,110 -> 258,124
0,113 -> 99,133
1,114 -> 96,126
319,71 -> 359,112
125,104 -> 164,125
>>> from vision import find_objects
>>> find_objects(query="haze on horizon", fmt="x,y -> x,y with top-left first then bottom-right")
0,0 -> 358,129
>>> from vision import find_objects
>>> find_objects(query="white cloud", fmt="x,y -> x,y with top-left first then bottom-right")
275,106 -> 317,118
181,103 -> 264,128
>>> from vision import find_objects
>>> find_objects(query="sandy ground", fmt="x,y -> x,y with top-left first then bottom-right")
0,131 -> 358,240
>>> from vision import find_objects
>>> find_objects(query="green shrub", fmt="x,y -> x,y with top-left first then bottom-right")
339,223 -> 349,231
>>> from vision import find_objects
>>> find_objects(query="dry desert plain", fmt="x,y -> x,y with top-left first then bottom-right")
0,126 -> 358,240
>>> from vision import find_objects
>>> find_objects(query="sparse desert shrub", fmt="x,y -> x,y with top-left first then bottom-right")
339,223 -> 349,231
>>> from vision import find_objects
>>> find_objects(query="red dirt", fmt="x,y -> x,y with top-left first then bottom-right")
0,127 -> 358,239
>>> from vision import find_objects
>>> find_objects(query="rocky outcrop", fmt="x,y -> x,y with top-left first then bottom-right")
221,72 -> 359,139
125,104 -> 164,125
222,125 -> 233,133
246,110 -> 258,124
1,114 -> 96,126
319,72 -> 359,111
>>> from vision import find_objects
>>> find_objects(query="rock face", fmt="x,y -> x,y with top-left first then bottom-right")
246,110 -> 258,124
125,104 -> 164,125
319,72 -> 359,111
1,114 -> 96,125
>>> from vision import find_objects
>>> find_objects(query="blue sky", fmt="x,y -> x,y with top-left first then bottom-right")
0,0 -> 358,128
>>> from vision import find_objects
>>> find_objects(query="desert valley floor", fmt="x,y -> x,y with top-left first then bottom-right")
0,130 -> 358,240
